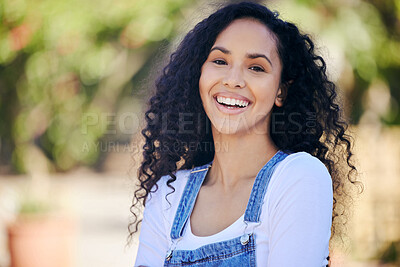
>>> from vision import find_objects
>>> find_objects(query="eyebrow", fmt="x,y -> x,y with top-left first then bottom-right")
209,46 -> 273,67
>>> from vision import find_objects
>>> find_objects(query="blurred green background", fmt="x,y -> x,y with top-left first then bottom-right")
0,0 -> 399,173
0,0 -> 195,173
0,0 -> 399,266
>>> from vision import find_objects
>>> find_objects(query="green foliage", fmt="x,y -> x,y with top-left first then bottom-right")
277,0 -> 400,124
376,241 -> 400,264
0,0 -> 194,172
19,199 -> 51,215
0,0 -> 399,172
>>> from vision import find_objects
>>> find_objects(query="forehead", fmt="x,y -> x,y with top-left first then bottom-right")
213,18 -> 279,56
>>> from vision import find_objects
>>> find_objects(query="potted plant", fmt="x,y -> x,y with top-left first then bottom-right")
6,154 -> 77,267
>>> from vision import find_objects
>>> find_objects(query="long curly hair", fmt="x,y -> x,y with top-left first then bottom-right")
128,1 -> 362,249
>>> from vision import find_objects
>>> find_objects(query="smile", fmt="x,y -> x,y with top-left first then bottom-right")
213,95 -> 251,115
216,96 -> 250,108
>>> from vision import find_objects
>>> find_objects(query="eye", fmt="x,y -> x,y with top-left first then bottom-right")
212,59 -> 227,65
249,66 -> 265,72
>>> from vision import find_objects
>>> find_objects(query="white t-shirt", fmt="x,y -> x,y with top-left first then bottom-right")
135,152 -> 333,266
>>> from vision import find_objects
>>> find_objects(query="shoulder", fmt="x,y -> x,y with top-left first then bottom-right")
260,152 -> 333,265
267,151 -> 332,201
277,151 -> 330,180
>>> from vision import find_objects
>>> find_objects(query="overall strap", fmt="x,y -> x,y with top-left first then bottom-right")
170,162 -> 212,240
244,151 -> 288,222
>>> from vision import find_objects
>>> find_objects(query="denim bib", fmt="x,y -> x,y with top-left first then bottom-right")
164,151 -> 288,266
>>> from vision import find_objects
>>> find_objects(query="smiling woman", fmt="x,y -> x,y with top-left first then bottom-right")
199,18 -> 283,136
130,2 -> 360,266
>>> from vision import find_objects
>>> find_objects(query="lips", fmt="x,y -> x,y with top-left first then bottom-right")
216,96 -> 250,107
213,93 -> 251,103
213,95 -> 251,115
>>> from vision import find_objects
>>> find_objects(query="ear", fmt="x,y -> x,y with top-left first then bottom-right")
275,80 -> 291,107
274,87 -> 285,107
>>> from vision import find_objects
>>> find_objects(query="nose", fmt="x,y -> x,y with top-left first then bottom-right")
222,66 -> 245,89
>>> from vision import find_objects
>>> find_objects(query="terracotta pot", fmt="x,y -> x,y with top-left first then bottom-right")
7,214 -> 76,267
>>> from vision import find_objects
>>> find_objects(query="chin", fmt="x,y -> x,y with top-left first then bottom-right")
210,117 -> 246,135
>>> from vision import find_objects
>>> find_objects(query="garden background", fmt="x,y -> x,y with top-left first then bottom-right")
0,0 -> 399,266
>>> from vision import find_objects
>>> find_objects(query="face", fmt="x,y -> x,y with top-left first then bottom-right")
199,18 -> 283,136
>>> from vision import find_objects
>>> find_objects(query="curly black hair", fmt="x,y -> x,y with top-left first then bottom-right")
128,1 -> 362,250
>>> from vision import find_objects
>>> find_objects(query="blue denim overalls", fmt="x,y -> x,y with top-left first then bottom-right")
163,151 -> 288,266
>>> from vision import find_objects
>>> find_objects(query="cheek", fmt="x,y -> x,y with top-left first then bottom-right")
199,73 -> 209,106
199,67 -> 214,96
199,75 -> 207,100
254,80 -> 280,106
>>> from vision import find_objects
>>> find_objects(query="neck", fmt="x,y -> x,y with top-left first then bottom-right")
205,128 -> 278,191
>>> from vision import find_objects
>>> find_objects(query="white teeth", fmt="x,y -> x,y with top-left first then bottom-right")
216,96 -> 249,107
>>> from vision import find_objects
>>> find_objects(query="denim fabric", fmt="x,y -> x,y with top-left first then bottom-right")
244,152 -> 288,222
164,151 -> 288,266
165,235 -> 256,266
170,164 -> 213,240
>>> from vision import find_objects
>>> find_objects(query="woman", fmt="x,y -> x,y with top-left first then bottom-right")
130,2 -> 360,266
